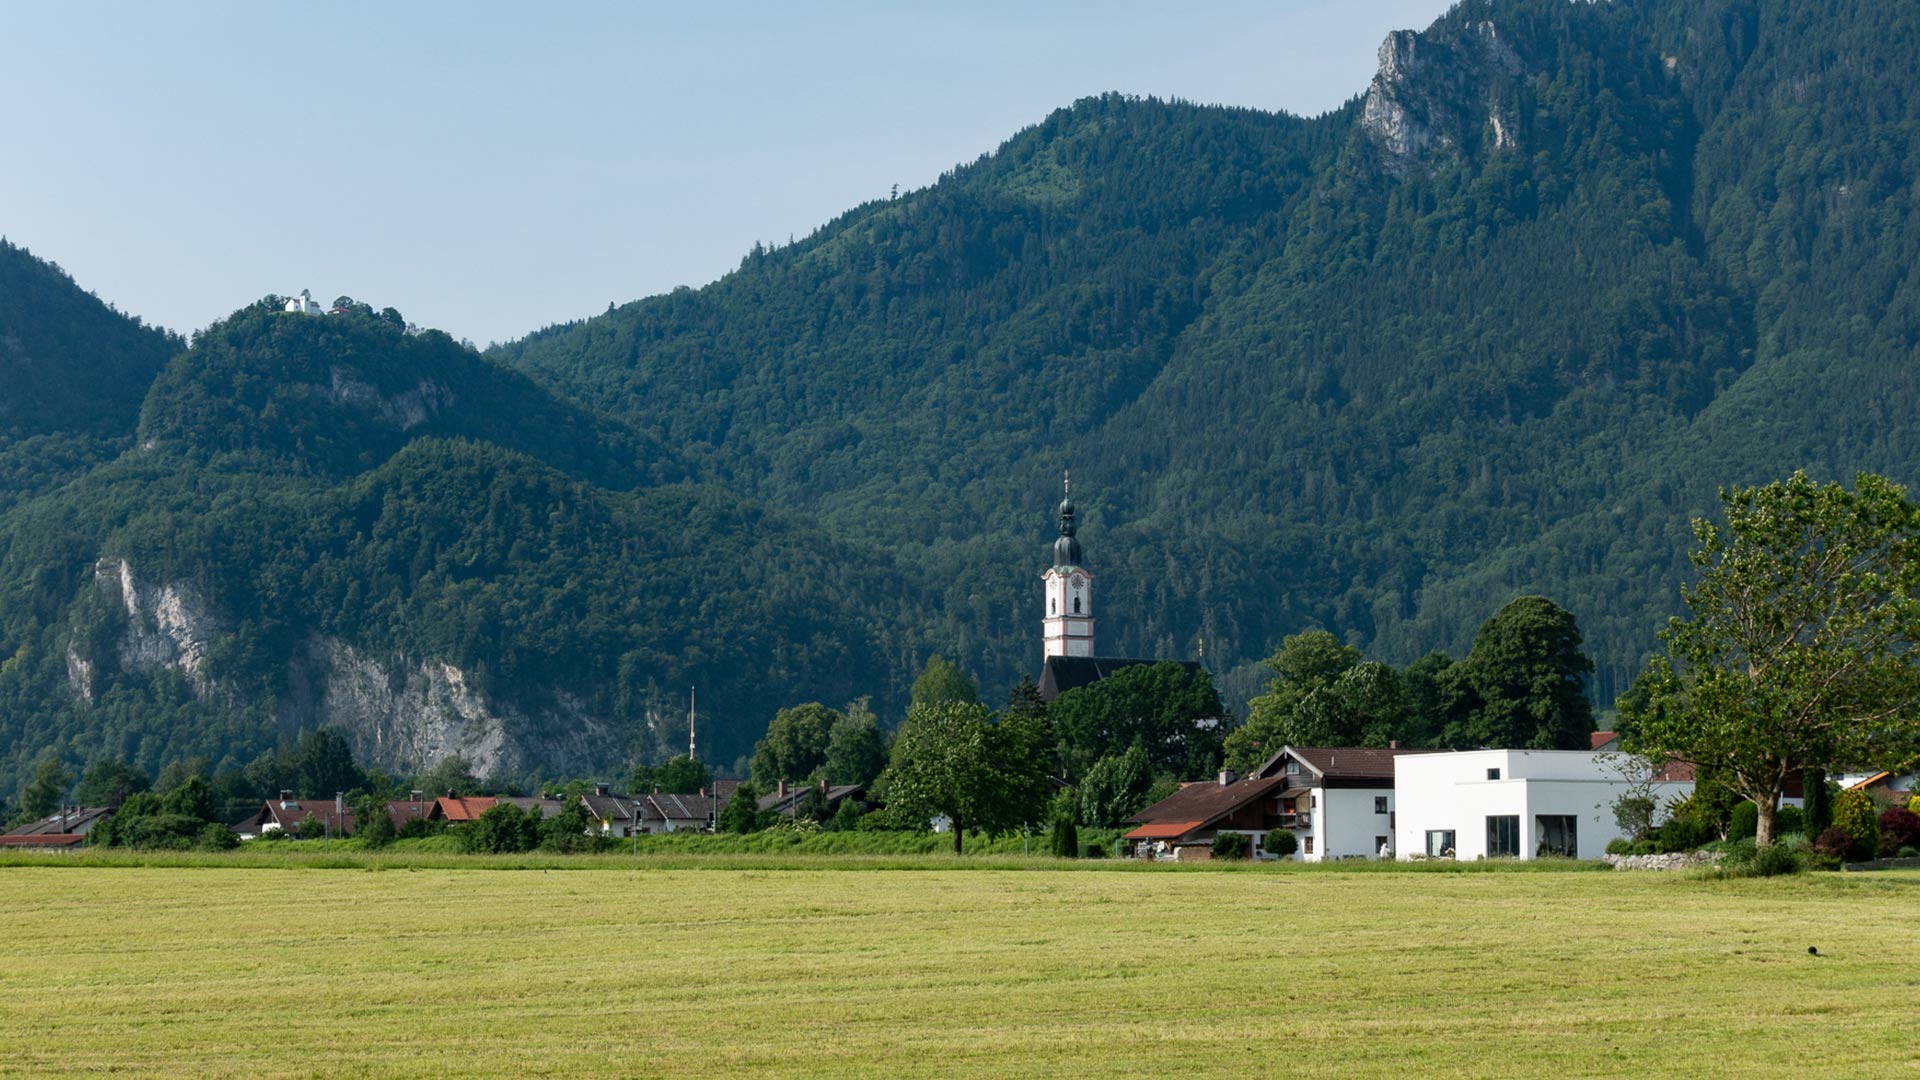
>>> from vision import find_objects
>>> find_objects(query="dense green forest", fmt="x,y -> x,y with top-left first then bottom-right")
3,0 -> 1919,801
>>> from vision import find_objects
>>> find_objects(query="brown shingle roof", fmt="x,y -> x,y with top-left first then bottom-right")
1126,775 -> 1291,830
0,833 -> 84,848
4,807 -> 111,837
1260,745 -> 1442,781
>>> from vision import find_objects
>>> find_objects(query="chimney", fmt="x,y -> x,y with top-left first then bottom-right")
820,777 -> 829,794
410,790 -> 423,802
653,784 -> 662,794
1390,740 -> 1402,750
778,779 -> 788,798
594,783 -> 610,797
279,789 -> 293,807
1218,769 -> 1237,787
335,792 -> 345,816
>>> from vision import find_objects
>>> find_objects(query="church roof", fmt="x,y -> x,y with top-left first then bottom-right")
1037,656 -> 1205,701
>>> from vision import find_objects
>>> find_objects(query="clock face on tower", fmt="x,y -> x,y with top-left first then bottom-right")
1070,574 -> 1084,589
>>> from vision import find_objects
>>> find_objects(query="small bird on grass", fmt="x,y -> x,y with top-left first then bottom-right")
1808,946 -> 1820,956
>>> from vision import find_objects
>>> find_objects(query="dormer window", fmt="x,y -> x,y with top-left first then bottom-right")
1285,761 -> 1300,775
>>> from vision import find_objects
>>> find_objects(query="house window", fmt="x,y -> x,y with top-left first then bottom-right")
1374,796 -> 1388,814
1375,835 -> 1389,854
1304,836 -> 1314,855
1286,761 -> 1300,775
1536,815 -> 1578,858
1487,814 -> 1521,857
1486,767 -> 1502,781
1426,829 -> 1456,857
1310,795 -> 1317,809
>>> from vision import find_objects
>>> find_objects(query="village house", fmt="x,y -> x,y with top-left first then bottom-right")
635,791 -> 718,833
1393,749 -> 1696,860
0,806 -> 113,850
498,796 -> 570,819
431,795 -> 497,824
580,784 -> 643,837
1251,745 -> 1436,860
386,794 -> 436,831
757,779 -> 864,821
1123,770 -> 1293,859
235,791 -> 355,839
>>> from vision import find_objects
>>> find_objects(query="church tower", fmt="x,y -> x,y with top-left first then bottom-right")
1042,473 -> 1094,659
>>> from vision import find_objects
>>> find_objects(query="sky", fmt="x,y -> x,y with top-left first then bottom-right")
1,2 -> 1452,346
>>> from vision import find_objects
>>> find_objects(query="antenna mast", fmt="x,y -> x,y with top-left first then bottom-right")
688,687 -> 697,762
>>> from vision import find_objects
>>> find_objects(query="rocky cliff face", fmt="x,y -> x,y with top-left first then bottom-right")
81,558 -> 613,777
1361,20 -> 1526,174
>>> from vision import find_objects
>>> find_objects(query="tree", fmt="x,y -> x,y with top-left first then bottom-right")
749,703 -> 842,787
1443,597 -> 1594,751
465,803 -> 540,853
637,755 -> 711,795
719,782 -> 762,834
1051,814 -> 1079,858
73,758 -> 149,809
355,795 -> 397,848
285,729 -> 364,798
1635,473 -> 1920,845
910,655 -> 978,710
416,755 -> 480,797
1050,661 -> 1224,781
1224,630 -> 1362,771
821,698 -> 890,787
539,800 -> 599,852
1076,743 -> 1153,827
880,700 -> 1046,854
13,754 -> 72,825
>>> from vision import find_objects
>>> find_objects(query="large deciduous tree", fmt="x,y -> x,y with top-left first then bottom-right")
1634,472 -> 1920,846
749,702 -> 843,787
880,700 -> 1047,854
1443,597 -> 1594,751
1050,661 -> 1224,781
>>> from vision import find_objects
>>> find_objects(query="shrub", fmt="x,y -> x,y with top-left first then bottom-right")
1264,830 -> 1298,858
1050,815 -> 1079,858
1728,801 -> 1759,841
1081,842 -> 1108,858
1832,789 -> 1880,861
1211,833 -> 1250,860
1605,838 -> 1630,855
1901,847 -> 1919,859
1653,813 -> 1715,853
293,817 -> 329,840
1876,807 -> 1920,856
1811,827 -> 1856,866
1909,794 -> 1920,816
1774,804 -> 1805,836
396,817 -> 442,840
195,822 -> 239,851
463,803 -> 540,854
829,799 -> 866,832
1745,841 -> 1805,877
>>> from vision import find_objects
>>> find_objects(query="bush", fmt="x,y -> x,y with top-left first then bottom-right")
1653,813 -> 1716,853
1900,847 -> 1919,859
1211,833 -> 1250,860
1775,804 -> 1805,836
293,817 -> 329,840
195,822 -> 239,851
1050,815 -> 1079,858
1742,841 -> 1805,877
1909,794 -> 1920,816
1811,827 -> 1856,866
396,817 -> 442,840
1081,841 -> 1108,858
1264,830 -> 1298,858
1832,789 -> 1880,861
1604,838 -> 1630,855
1876,807 -> 1920,856
463,803 -> 540,854
1728,801 -> 1758,841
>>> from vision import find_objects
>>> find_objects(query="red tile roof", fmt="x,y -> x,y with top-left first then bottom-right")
433,796 -> 497,822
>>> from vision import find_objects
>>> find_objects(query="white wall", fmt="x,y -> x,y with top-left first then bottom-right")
1306,787 -> 1394,860
1394,750 -> 1693,861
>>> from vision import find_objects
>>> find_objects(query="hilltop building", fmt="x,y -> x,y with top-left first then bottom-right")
283,289 -> 323,315
1035,474 -> 1203,700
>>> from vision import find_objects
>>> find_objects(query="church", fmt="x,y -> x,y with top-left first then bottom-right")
1035,477 -> 1205,701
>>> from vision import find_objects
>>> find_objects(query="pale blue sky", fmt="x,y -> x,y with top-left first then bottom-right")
1,2 -> 1451,345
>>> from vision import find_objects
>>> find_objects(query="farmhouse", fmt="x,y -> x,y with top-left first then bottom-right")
0,805 -> 112,850
1393,749 -> 1695,860
1123,770 -> 1292,858
432,795 -> 497,823
236,792 -> 355,838
757,779 -> 864,820
1250,745 -> 1436,860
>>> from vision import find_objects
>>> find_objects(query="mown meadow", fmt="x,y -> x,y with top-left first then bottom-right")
1,861 -> 1915,1077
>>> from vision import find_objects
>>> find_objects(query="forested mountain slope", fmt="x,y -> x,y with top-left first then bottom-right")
499,0 -> 1920,711
0,240 -> 183,510
0,297 -> 892,794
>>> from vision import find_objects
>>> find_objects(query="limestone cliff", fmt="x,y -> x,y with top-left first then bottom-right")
1360,20 -> 1525,175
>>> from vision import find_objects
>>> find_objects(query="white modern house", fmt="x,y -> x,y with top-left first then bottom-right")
1253,746 -> 1438,860
1393,749 -> 1695,860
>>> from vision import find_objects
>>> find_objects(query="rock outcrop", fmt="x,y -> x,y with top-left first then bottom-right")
1361,20 -> 1526,175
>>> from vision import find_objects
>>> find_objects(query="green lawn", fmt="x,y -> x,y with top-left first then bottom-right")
0,863 -> 1914,1077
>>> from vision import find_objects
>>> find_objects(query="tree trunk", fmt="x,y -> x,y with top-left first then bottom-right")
952,820 -> 963,856
1755,786 -> 1779,847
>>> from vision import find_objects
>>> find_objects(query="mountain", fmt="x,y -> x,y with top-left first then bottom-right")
5,0 -> 1920,798
498,0 -> 1920,712
0,239 -> 183,510
0,294 -> 893,793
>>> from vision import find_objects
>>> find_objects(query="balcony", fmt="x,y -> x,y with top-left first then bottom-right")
1273,812 -> 1311,830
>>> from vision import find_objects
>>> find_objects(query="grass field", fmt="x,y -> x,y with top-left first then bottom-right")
1,862 -> 1916,1077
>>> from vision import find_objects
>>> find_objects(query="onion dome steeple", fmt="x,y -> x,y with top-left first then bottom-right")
1052,471 -> 1083,568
